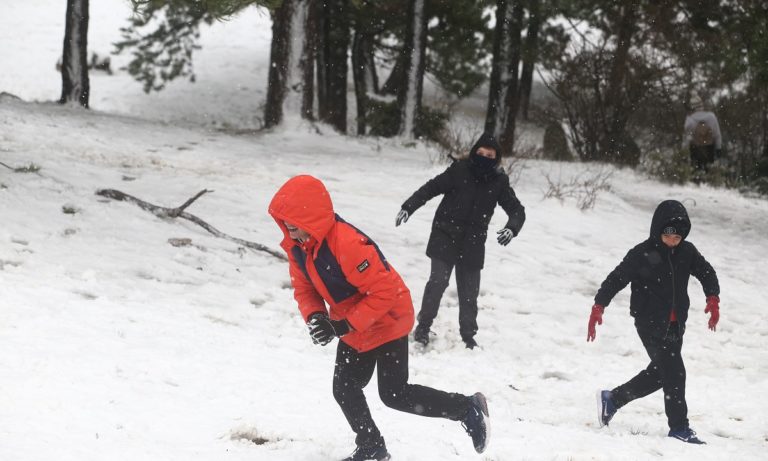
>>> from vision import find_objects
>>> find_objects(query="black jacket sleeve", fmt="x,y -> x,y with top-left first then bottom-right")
401,165 -> 455,215
689,244 -> 720,297
594,248 -> 640,307
497,176 -> 525,235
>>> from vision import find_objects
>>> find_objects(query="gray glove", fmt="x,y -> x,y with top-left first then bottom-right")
395,209 -> 410,226
497,228 -> 514,246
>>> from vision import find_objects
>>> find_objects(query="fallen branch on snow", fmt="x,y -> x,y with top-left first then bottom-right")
95,188 -> 287,261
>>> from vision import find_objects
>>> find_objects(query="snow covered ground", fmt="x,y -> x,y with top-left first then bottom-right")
1,2 -> 767,460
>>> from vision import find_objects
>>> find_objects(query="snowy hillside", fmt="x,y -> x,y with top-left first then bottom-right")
2,2 -> 768,461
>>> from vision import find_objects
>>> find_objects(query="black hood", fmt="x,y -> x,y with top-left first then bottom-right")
469,132 -> 503,163
650,200 -> 691,240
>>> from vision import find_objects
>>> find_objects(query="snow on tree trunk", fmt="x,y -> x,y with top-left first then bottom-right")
486,0 -> 522,154
398,0 -> 427,138
264,0 -> 314,129
60,0 -> 89,108
485,1 -> 515,138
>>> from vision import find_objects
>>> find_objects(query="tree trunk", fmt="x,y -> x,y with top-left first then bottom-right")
517,0 -> 541,121
60,0 -> 89,107
317,0 -> 350,133
485,0 -> 522,142
601,2 -> 637,162
352,28 -> 377,135
498,2 -> 524,153
398,0 -> 428,138
264,0 -> 315,128
486,0 -> 523,152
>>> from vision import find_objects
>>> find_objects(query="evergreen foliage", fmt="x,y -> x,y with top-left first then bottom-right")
114,3 -> 213,93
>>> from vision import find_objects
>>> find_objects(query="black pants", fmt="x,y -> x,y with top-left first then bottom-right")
611,324 -> 688,430
417,257 -> 481,340
333,336 -> 469,447
690,144 -> 715,172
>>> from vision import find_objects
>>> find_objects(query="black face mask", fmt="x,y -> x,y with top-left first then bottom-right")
470,152 -> 497,171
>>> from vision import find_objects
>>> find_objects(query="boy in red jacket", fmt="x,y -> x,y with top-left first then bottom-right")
587,200 -> 720,444
269,175 -> 490,460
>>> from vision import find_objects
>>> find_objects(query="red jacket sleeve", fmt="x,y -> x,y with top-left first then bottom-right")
287,248 -> 327,322
336,234 -> 404,332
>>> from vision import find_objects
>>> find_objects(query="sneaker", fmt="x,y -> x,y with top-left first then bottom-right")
668,427 -> 706,444
597,390 -> 618,427
463,337 -> 479,350
341,441 -> 391,461
414,324 -> 430,346
462,392 -> 490,453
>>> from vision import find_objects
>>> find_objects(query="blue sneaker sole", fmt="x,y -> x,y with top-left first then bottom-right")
473,392 -> 490,453
596,390 -> 607,428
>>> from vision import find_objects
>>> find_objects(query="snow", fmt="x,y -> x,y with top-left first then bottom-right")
1,1 -> 767,460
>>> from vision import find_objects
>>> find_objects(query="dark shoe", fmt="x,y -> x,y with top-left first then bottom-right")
668,427 -> 706,444
463,337 -> 478,349
414,324 -> 430,346
341,441 -> 391,461
462,392 -> 490,453
597,390 -> 618,427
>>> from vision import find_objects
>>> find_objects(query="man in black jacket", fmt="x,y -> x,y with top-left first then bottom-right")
587,199 -> 720,444
396,133 -> 526,349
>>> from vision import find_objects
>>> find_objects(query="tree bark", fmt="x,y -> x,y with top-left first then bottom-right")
316,0 -> 350,133
352,28 -> 377,135
398,0 -> 428,138
264,0 -> 315,128
499,1 -> 524,153
517,0 -> 541,121
486,0 -> 523,152
485,0 -> 522,145
601,2 -> 637,162
60,0 -> 90,107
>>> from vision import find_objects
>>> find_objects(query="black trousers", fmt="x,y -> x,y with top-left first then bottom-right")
417,257 -> 481,340
333,336 -> 470,447
611,324 -> 688,430
690,144 -> 715,172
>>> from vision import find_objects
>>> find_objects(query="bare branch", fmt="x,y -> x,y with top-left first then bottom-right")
95,188 -> 287,261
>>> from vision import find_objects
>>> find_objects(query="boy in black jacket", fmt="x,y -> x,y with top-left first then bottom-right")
396,133 -> 525,349
587,199 -> 720,444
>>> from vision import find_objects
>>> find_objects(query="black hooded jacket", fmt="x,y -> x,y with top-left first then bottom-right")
401,133 -> 526,270
594,200 -> 719,336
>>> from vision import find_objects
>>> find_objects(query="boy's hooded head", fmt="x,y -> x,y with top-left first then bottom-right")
469,132 -> 502,171
650,200 -> 691,241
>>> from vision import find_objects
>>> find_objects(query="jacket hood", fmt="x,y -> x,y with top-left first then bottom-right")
268,175 -> 335,249
469,132 -> 503,163
650,200 -> 691,240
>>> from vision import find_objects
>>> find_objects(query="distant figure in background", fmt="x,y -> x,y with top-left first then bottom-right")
684,95 -> 722,173
587,200 -> 720,445
269,175 -> 490,461
396,132 -> 525,349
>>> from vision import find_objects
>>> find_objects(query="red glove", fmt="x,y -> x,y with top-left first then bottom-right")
587,304 -> 604,342
705,295 -> 720,331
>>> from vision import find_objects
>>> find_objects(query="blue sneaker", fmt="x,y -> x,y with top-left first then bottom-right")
462,392 -> 490,453
668,427 -> 706,444
597,390 -> 618,427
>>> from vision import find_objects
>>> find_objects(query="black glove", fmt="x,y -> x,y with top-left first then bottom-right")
395,209 -> 410,226
307,313 -> 351,346
496,228 -> 514,246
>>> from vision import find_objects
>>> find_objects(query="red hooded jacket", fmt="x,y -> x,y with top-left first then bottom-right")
268,175 -> 415,352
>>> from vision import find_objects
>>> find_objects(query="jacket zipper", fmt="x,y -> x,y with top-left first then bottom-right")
666,249 -> 677,339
